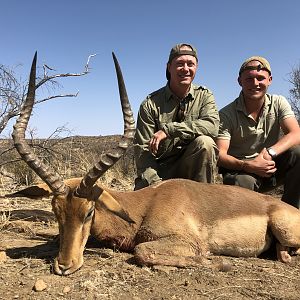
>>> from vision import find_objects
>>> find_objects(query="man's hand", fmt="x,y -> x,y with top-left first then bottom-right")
149,130 -> 167,156
245,148 -> 277,177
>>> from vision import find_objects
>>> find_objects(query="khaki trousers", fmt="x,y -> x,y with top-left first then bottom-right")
134,136 -> 219,190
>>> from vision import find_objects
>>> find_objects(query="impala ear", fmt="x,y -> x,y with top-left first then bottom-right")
5,183 -> 52,199
96,189 -> 135,224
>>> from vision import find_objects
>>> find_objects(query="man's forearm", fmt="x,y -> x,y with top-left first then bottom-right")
218,154 -> 245,171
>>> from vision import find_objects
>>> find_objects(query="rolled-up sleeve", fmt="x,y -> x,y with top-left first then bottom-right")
218,111 -> 232,140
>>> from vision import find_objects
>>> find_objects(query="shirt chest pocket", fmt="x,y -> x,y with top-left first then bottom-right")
265,112 -> 276,121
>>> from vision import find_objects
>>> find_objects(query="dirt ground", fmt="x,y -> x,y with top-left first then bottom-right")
1,184 -> 300,300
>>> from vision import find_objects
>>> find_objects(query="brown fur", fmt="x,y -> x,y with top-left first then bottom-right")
11,178 -> 300,275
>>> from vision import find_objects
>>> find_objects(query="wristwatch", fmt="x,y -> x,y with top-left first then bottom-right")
267,147 -> 277,159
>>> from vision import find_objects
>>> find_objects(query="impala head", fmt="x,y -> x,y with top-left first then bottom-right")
13,52 -> 135,275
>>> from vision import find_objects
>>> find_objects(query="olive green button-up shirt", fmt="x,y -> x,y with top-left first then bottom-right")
134,83 -> 219,181
218,93 -> 295,159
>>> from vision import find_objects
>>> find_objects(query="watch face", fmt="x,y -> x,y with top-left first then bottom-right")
268,148 -> 276,158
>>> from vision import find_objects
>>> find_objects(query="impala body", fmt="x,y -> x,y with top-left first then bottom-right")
14,177 -> 300,275
10,53 -> 300,276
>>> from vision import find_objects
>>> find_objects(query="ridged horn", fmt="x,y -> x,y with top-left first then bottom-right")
75,52 -> 135,197
12,52 -> 67,195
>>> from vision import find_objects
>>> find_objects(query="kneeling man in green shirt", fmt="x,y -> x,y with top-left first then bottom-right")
134,43 -> 219,190
217,56 -> 300,208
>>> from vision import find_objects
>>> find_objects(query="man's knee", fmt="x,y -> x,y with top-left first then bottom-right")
189,136 -> 218,159
192,136 -> 216,150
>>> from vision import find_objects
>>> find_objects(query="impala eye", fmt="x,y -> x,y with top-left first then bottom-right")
85,208 -> 94,222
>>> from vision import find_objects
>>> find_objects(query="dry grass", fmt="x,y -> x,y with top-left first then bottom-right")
0,135 -> 136,192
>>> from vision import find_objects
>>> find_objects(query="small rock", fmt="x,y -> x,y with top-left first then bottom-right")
218,261 -> 232,272
0,251 -> 7,263
63,286 -> 71,293
33,279 -> 47,292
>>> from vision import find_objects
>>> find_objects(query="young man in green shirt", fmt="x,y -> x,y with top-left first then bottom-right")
134,43 -> 219,190
217,56 -> 300,208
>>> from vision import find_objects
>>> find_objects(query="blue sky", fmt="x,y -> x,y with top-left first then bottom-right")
1,0 -> 300,137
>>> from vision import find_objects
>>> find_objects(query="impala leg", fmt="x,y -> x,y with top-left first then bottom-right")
134,236 -> 206,267
276,243 -> 292,263
270,206 -> 300,263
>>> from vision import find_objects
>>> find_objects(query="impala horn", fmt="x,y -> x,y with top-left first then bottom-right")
75,52 -> 135,197
12,52 -> 67,195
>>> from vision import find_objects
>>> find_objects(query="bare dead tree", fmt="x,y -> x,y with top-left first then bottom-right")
288,63 -> 300,123
0,54 -> 96,134
0,64 -> 24,134
0,54 -> 96,185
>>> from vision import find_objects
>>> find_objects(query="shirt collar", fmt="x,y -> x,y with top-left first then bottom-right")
236,92 -> 271,114
165,84 -> 195,102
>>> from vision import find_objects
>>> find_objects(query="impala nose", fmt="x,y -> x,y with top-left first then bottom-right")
54,257 -> 82,275
53,258 -> 72,275
59,263 -> 70,271
58,265 -> 72,276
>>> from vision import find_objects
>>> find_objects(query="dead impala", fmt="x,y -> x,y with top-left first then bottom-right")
10,53 -> 300,276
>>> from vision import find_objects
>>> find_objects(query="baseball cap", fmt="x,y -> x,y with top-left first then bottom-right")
166,43 -> 198,80
239,56 -> 271,75
167,43 -> 198,64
